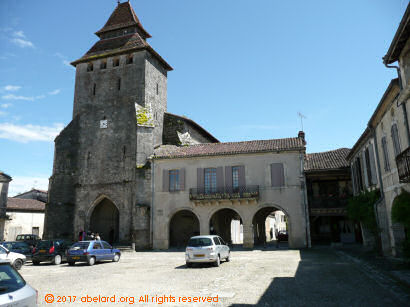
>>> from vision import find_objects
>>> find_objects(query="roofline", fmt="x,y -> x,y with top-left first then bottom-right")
6,208 -> 45,213
165,112 -> 219,143
152,147 -> 306,160
346,127 -> 371,161
383,3 -> 410,64
13,188 -> 47,198
0,172 -> 12,181
70,45 -> 173,71
304,167 -> 350,174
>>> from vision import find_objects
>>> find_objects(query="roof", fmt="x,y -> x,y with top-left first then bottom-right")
346,128 -> 371,161
6,198 -> 45,212
384,3 -> 410,64
71,2 -> 172,71
14,189 -> 48,197
164,113 -> 219,143
305,148 -> 351,172
153,136 -> 305,159
0,172 -> 12,182
95,2 -> 151,38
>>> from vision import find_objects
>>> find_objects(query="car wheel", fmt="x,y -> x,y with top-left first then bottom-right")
214,255 -> 220,267
53,255 -> 62,265
13,259 -> 23,270
186,261 -> 192,268
113,253 -> 120,262
88,256 -> 96,266
226,252 -> 230,262
68,261 -> 75,266
32,261 -> 40,265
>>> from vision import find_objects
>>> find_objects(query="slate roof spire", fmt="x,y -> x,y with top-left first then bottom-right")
95,1 -> 151,39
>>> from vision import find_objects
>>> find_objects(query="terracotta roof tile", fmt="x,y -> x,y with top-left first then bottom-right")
85,33 -> 146,56
305,148 -> 351,172
7,198 -> 45,212
154,137 -> 305,159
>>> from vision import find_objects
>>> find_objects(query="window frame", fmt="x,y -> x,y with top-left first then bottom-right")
169,169 -> 180,192
232,166 -> 240,192
204,168 -> 217,194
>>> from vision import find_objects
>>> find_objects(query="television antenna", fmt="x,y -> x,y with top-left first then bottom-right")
297,112 -> 306,131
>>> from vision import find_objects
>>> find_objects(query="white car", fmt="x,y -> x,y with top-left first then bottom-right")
185,235 -> 230,267
0,245 -> 26,270
0,262 -> 37,306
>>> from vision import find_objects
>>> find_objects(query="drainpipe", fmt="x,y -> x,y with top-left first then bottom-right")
300,150 -> 311,248
384,63 -> 410,146
150,159 -> 155,249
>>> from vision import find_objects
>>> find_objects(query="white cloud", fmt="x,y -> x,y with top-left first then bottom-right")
3,85 -> 21,92
8,175 -> 50,197
1,103 -> 12,108
2,94 -> 35,101
13,31 -> 25,38
0,111 -> 7,116
48,89 -> 61,95
55,53 -> 72,68
0,122 -> 64,143
11,38 -> 34,48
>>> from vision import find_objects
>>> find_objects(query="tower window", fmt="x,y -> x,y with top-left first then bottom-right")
118,78 -> 121,91
100,61 -> 107,69
126,55 -> 133,65
93,83 -> 96,96
156,83 -> 159,95
114,58 -> 120,67
87,63 -> 93,72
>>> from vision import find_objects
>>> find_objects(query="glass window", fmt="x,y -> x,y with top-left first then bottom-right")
0,264 -> 26,294
92,242 -> 102,250
102,242 -> 112,249
204,168 -> 217,193
391,124 -> 401,157
169,170 -> 180,192
218,237 -> 226,245
381,137 -> 391,171
232,166 -> 239,191
213,237 -> 220,245
0,246 -> 7,254
70,242 -> 90,250
187,238 -> 213,247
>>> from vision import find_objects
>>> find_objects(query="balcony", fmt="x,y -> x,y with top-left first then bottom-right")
189,185 -> 259,202
396,146 -> 410,183
308,195 -> 348,209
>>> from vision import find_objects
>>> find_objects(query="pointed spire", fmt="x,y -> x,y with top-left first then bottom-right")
96,1 -> 151,39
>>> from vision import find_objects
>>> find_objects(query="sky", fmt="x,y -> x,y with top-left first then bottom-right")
0,0 -> 408,196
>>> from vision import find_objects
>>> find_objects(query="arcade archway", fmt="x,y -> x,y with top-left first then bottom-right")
253,207 -> 288,246
90,198 -> 119,244
169,210 -> 200,248
209,208 -> 243,245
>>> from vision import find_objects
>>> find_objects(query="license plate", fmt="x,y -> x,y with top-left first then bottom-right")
72,256 -> 80,260
194,254 -> 204,257
39,250 -> 46,253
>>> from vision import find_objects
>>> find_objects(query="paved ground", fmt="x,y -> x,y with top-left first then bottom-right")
19,247 -> 410,306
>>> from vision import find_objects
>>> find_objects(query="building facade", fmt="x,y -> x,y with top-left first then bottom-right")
0,172 -> 12,241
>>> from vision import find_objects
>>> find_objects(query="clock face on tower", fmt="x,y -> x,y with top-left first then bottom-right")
100,119 -> 108,129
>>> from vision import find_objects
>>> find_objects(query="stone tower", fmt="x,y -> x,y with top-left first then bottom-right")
44,1 -> 172,247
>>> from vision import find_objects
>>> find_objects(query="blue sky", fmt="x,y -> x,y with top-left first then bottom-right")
0,0 -> 408,195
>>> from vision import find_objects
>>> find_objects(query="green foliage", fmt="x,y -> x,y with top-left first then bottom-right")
347,189 -> 380,234
392,189 -> 410,228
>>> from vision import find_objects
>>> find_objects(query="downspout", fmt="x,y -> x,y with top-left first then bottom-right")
150,159 -> 155,249
384,63 -> 410,145
300,151 -> 311,248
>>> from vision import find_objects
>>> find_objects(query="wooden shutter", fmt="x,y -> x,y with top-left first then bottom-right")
162,169 -> 169,192
391,124 -> 401,157
368,145 -> 377,185
238,165 -> 246,188
197,168 -> 204,193
271,163 -> 284,187
179,168 -> 185,191
216,167 -> 224,193
225,166 -> 232,192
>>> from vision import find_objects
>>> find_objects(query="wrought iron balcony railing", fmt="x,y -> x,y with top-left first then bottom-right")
308,196 -> 349,208
189,185 -> 259,201
396,146 -> 410,183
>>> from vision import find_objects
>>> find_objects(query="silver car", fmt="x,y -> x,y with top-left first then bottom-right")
185,235 -> 230,267
0,262 -> 37,306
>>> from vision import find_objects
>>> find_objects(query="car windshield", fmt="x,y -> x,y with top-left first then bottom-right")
70,242 -> 90,250
37,241 -> 52,248
15,235 -> 24,241
0,264 -> 26,294
187,238 -> 213,247
1,243 -> 12,250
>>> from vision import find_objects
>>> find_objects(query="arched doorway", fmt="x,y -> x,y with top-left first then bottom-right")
90,198 -> 119,244
209,209 -> 243,245
253,207 -> 288,246
169,210 -> 200,248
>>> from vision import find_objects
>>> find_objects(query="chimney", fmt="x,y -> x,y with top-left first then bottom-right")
298,131 -> 306,144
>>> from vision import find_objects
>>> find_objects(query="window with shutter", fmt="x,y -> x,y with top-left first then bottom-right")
381,137 -> 390,171
232,166 -> 240,192
204,168 -> 217,193
271,163 -> 285,187
391,124 -> 401,157
169,170 -> 180,192
162,169 -> 169,192
368,145 -> 377,185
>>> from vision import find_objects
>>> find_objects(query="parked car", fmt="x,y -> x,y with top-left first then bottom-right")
0,245 -> 26,270
15,234 -> 41,248
2,241 -> 33,261
185,235 -> 230,267
32,239 -> 72,265
0,262 -> 37,306
277,231 -> 288,242
66,241 -> 121,266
